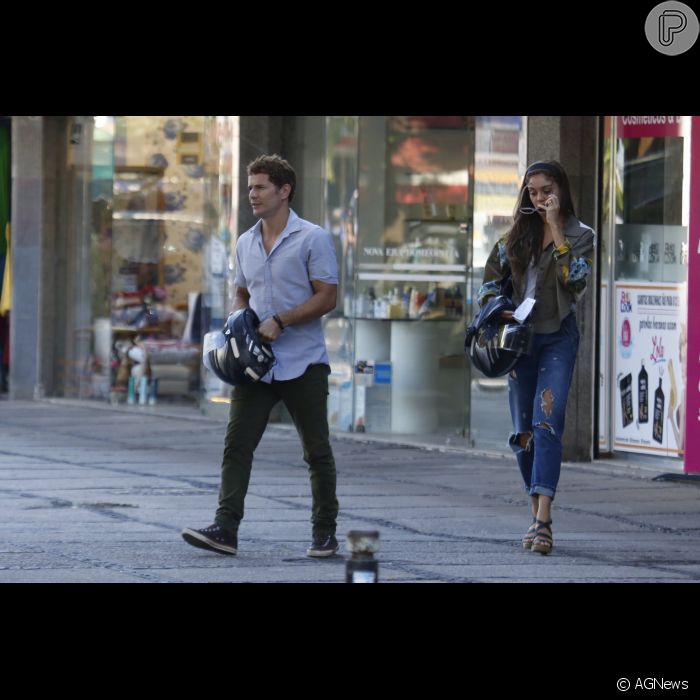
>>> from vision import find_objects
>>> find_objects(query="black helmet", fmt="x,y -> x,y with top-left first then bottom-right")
203,308 -> 275,385
464,295 -> 533,378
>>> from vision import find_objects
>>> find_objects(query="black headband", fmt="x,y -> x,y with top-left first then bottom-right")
526,161 -> 561,176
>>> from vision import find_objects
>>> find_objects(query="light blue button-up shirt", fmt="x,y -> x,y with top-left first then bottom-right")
234,209 -> 338,382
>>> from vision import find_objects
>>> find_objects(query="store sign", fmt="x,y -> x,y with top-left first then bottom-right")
617,116 -> 685,138
613,282 -> 685,457
362,245 -> 457,261
684,116 -> 700,472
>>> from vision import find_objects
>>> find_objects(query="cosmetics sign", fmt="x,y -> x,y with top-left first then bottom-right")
613,281 -> 686,457
616,116 -> 685,139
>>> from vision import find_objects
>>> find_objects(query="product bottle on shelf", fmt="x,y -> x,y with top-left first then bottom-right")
389,287 -> 402,319
356,291 -> 367,317
619,373 -> 633,428
367,286 -> 376,318
409,288 -> 420,318
401,289 -> 410,318
652,376 -> 665,444
638,359 -> 648,424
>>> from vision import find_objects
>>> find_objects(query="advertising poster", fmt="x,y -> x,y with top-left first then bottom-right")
613,282 -> 686,457
599,283 -> 609,451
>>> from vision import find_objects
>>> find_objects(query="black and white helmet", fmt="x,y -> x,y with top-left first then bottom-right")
465,295 -> 533,378
203,308 -> 275,386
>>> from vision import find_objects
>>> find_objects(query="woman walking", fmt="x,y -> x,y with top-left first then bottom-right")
478,160 -> 595,554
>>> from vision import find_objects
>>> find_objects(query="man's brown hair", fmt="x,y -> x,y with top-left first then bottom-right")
247,154 -> 296,204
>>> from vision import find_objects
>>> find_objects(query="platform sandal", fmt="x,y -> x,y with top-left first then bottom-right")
531,519 -> 553,555
522,517 -> 537,549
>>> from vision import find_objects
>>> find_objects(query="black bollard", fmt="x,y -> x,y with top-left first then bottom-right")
346,530 -> 379,583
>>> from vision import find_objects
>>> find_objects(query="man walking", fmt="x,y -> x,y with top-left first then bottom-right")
182,154 -> 340,557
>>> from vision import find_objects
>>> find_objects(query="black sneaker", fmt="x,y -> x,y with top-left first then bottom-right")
306,532 -> 339,558
181,524 -> 237,555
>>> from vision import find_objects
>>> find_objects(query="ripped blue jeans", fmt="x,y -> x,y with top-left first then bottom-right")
507,312 -> 579,499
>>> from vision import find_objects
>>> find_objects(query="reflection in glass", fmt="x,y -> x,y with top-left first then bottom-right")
352,116 -> 474,443
614,136 -> 687,283
469,116 -> 526,451
324,117 -> 358,431
103,117 -> 227,406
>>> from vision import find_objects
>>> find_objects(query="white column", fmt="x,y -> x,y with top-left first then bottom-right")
390,323 -> 440,433
354,319 -> 390,361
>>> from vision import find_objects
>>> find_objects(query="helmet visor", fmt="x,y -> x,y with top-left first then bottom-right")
498,323 -> 533,356
202,330 -> 226,371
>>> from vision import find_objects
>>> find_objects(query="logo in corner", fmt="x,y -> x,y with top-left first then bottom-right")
645,1 -> 699,55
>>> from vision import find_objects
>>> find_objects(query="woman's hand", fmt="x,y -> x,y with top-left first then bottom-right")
544,194 -> 560,226
501,310 -> 514,321
544,194 -> 566,247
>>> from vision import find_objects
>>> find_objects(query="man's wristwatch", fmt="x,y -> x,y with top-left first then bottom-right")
273,314 -> 285,331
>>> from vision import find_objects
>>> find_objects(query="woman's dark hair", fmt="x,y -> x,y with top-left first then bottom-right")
247,154 -> 296,204
506,160 -> 576,281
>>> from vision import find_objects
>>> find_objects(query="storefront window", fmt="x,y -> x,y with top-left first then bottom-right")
321,116 -> 528,444
72,116 -> 238,407
606,116 -> 690,461
88,117 -> 116,399
468,116 -> 527,451
324,116 -> 358,432
100,117 -> 206,404
200,116 -> 239,405
58,116 -> 114,400
349,116 -> 474,441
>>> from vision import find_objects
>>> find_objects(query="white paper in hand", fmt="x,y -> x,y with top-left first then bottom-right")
513,297 -> 536,323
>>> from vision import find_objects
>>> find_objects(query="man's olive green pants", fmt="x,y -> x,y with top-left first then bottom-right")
215,363 -> 339,535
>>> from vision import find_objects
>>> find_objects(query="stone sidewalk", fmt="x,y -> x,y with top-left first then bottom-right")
1,399 -> 699,582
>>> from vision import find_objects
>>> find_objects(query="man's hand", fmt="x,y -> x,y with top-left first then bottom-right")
257,318 -> 282,343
